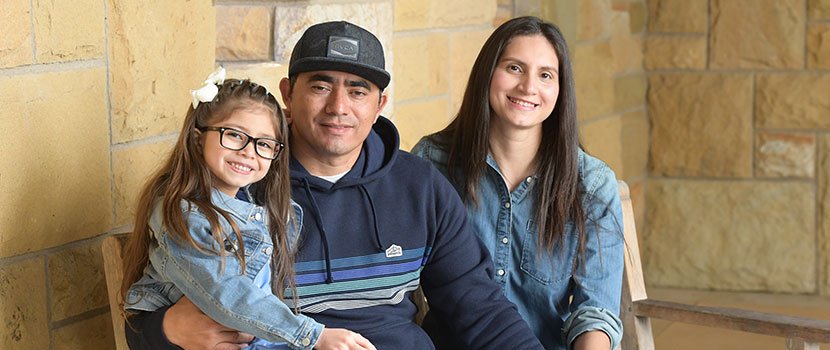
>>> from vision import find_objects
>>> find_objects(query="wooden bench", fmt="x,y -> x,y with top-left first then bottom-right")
102,180 -> 830,349
617,180 -> 830,350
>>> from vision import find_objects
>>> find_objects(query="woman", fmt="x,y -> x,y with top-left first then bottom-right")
412,16 -> 624,350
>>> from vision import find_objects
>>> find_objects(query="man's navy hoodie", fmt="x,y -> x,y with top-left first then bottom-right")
125,117 -> 543,350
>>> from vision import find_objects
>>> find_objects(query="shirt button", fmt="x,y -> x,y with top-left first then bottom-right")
501,237 -> 509,244
497,269 -> 505,276
254,212 -> 262,221
526,176 -> 534,183
263,246 -> 273,255
503,202 -> 511,209
301,337 -> 311,346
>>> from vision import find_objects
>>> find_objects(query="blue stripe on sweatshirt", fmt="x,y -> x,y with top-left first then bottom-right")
295,258 -> 423,285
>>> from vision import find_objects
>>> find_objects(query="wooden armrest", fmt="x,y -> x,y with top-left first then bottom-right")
633,299 -> 830,343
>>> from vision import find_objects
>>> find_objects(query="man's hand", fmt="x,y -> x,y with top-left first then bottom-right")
163,296 -> 254,350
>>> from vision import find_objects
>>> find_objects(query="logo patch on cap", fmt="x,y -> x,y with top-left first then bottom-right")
327,36 -> 359,60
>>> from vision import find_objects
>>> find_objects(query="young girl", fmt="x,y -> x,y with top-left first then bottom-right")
413,17 -> 624,350
119,67 -> 375,350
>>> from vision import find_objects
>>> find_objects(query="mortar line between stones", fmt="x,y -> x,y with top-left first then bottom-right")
45,255 -> 54,350
29,0 -> 36,64
815,135 -> 822,295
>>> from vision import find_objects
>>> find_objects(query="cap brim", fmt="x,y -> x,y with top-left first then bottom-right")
289,57 -> 390,90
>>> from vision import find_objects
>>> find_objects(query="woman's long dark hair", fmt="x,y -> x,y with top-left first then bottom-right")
437,16 -> 586,253
120,78 -> 296,316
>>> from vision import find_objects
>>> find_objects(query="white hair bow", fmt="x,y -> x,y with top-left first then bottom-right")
190,66 -> 227,109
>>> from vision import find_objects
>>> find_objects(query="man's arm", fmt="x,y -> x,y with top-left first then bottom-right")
125,297 -> 254,350
419,172 -> 544,350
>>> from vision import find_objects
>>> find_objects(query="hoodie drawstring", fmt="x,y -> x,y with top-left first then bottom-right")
359,185 -> 384,253
301,178 -> 334,284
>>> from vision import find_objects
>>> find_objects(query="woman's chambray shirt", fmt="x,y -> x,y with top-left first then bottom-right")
125,188 -> 320,350
412,136 -> 624,350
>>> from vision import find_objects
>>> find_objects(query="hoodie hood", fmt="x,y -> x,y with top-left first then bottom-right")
289,116 -> 399,191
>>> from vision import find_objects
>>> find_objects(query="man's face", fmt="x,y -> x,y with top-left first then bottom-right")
279,70 -> 387,171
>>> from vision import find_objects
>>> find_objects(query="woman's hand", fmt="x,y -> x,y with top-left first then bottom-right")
572,330 -> 611,350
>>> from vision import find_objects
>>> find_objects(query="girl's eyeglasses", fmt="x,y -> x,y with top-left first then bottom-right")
198,126 -> 284,160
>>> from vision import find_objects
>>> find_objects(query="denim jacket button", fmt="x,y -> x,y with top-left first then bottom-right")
254,212 -> 262,221
301,337 -> 311,346
263,246 -> 273,255
497,269 -> 505,276
503,202 -> 511,209
501,237 -> 509,244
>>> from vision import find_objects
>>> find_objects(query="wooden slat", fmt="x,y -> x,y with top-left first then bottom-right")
786,338 -> 820,350
618,181 -> 655,350
102,233 -> 130,350
633,299 -> 830,343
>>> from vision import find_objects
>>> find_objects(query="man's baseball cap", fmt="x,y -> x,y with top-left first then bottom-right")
289,21 -> 391,90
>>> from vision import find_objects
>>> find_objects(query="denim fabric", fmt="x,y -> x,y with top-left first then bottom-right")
412,136 -> 624,350
125,188 -> 322,350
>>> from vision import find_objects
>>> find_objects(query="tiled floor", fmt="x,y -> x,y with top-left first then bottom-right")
646,287 -> 830,350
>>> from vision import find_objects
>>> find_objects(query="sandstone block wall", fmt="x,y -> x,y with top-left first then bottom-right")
645,0 -> 830,294
0,1 -> 215,348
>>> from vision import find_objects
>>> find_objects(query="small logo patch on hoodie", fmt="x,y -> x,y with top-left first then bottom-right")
385,244 -> 402,258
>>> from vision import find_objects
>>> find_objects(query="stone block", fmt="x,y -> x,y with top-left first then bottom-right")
515,0 -> 542,18
53,313 -> 114,350
34,0 -> 104,63
710,0 -> 805,69
0,0 -> 33,68
395,98 -> 450,151
808,23 -> 830,69
577,0 -> 610,41
107,0 -> 216,143
580,116 -> 623,175
628,1 -> 646,33
820,135 -> 830,295
493,6 -> 513,27
621,109 -> 649,179
216,6 -> 272,61
48,243 -> 108,321
645,180 -> 815,293
810,0 -> 830,20
648,74 -> 753,177
273,3 -> 393,67
614,73 -> 645,112
755,132 -> 816,178
574,41 -> 614,120
756,74 -> 830,129
610,12 -> 643,74
112,139 -> 176,226
644,35 -> 707,70
0,68 -> 112,258
648,0 -> 707,33
449,29 -> 492,112
224,62 -> 288,106
394,0 -> 496,31
393,34 -> 449,101
0,259 -> 48,349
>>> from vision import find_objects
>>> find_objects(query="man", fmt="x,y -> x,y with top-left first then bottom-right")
126,21 -> 544,350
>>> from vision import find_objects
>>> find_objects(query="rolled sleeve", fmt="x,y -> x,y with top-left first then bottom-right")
562,306 -> 623,350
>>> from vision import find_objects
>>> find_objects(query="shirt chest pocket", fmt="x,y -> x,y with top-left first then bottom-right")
225,229 -> 271,278
519,220 -> 576,285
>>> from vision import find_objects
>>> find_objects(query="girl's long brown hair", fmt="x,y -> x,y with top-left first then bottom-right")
119,79 -> 296,315
436,16 -> 587,256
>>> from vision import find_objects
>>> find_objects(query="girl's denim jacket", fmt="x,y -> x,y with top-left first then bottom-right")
412,136 -> 624,350
125,188 -> 322,350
